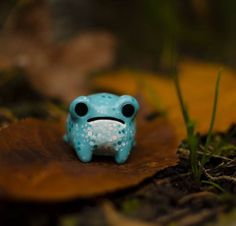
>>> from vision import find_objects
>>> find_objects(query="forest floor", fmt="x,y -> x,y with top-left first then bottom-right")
0,145 -> 235,226
0,69 -> 235,226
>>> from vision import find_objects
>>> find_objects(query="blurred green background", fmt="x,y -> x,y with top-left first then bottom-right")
0,0 -> 236,71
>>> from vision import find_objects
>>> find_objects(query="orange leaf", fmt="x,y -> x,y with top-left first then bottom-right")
92,60 -> 236,142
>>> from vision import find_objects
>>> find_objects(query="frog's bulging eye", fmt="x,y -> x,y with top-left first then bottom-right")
122,104 -> 135,117
75,102 -> 88,117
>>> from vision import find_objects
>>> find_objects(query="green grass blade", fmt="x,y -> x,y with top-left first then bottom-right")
202,69 -> 222,165
171,43 -> 192,137
173,75 -> 190,132
205,70 -> 222,149
202,180 -> 226,193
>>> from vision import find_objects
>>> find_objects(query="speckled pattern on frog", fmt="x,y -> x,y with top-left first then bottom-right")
64,93 -> 139,164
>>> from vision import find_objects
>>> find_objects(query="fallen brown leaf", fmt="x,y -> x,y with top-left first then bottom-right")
0,117 -> 177,201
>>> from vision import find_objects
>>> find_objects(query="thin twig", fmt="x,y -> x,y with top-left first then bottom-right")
178,148 -> 233,162
203,169 -> 236,183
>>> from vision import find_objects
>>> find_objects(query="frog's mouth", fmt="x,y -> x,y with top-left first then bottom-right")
87,117 -> 124,124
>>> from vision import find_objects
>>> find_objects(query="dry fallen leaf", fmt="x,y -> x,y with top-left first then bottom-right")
0,117 -> 177,201
92,60 -> 236,142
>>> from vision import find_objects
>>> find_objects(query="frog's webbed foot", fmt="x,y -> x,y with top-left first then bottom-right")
75,143 -> 93,163
115,143 -> 132,164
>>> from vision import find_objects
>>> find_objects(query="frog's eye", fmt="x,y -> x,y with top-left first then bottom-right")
75,102 -> 88,117
122,104 -> 135,117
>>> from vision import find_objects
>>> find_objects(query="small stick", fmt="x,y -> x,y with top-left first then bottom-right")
204,169 -> 236,183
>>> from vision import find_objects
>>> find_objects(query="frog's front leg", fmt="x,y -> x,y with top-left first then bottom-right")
73,138 -> 93,163
115,141 -> 133,164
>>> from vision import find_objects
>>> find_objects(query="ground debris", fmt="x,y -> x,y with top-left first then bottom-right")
102,202 -> 156,226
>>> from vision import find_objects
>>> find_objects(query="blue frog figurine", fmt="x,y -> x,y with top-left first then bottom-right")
64,93 -> 139,164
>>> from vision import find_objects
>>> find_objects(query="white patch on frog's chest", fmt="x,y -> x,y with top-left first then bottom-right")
86,120 -> 126,147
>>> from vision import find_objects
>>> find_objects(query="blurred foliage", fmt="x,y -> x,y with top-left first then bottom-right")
51,0 -> 236,70
0,0 -> 15,28
121,198 -> 141,215
1,0 -> 236,71
206,208 -> 236,226
0,68 -> 66,124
